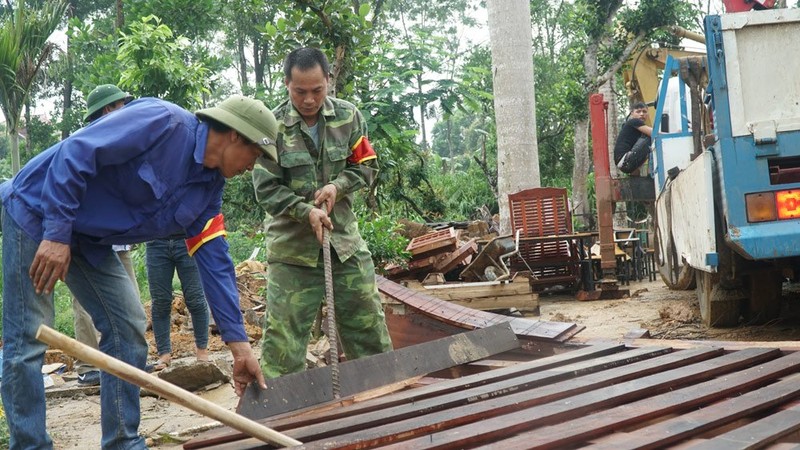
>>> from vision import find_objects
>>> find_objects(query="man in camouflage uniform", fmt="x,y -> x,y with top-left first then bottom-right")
253,47 -> 392,378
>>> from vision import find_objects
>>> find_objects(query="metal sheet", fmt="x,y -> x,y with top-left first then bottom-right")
662,150 -> 718,273
720,9 -> 800,137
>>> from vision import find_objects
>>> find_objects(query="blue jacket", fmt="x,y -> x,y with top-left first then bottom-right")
0,98 -> 247,342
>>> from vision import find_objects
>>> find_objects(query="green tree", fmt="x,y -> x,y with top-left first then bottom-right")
117,15 -> 211,108
0,0 -> 67,173
568,0 -> 698,228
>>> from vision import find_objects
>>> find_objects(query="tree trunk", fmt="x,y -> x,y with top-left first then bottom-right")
62,0 -> 75,139
253,41 -> 264,88
416,73 -> 427,151
237,33 -> 248,92
487,0 -> 540,234
571,116 -> 590,228
10,128 -> 19,174
115,0 -> 124,31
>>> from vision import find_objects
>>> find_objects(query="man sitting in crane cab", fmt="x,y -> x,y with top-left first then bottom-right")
614,102 -> 653,175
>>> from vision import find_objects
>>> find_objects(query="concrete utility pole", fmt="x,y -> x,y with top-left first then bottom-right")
487,0 -> 540,234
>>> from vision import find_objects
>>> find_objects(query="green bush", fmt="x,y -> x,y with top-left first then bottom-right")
357,213 -> 410,273
225,229 -> 266,264
53,282 -> 75,337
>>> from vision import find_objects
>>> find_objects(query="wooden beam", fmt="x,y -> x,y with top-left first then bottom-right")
346,348 -> 777,449
236,323 -> 520,421
590,374 -> 800,449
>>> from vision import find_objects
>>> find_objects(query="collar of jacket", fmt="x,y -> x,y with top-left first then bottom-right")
282,96 -> 336,127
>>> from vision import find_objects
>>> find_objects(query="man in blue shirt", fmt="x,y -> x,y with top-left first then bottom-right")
0,95 -> 275,449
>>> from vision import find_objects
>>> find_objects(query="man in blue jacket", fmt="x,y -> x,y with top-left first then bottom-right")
0,95 -> 274,449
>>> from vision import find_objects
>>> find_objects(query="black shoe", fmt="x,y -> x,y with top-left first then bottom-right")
77,370 -> 101,386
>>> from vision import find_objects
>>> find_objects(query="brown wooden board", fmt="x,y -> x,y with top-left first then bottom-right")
683,403 -> 800,450
235,323 -> 520,422
433,239 -> 477,273
187,343 -> 627,449
290,347 -> 723,449
405,228 -> 457,257
366,348 -> 780,449
588,373 -> 800,449
378,276 -> 583,342
190,346 -> 725,450
279,346 -> 676,444
183,346 -> 800,450
489,349 -> 800,450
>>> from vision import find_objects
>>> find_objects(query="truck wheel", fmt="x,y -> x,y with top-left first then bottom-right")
655,219 -> 695,290
659,263 -> 696,290
742,269 -> 783,324
696,270 -> 741,327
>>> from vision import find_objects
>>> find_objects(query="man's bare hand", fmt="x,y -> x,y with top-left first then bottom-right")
29,240 -> 71,295
309,208 -> 333,245
228,341 -> 267,397
314,184 -> 338,214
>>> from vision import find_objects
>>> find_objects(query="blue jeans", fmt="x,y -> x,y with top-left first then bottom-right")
145,239 -> 208,356
1,212 -> 148,449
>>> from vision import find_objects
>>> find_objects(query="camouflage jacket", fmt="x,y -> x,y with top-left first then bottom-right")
252,96 -> 378,267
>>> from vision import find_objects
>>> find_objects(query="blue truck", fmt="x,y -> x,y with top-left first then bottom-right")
652,8 -> 800,326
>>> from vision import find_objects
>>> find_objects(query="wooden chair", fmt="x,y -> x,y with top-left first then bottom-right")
508,187 -> 581,291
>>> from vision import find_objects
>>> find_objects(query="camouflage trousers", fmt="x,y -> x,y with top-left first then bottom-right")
260,245 -> 393,378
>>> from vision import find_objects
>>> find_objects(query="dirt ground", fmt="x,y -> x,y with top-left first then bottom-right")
43,275 -> 800,449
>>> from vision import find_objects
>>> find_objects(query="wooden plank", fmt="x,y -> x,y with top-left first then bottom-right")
443,294 -> 538,313
378,276 -> 583,342
290,347 -> 726,449
362,348 -> 779,450
235,323 -> 520,421
684,402 -> 800,450
433,239 -> 477,273
266,343 -> 630,426
405,228 -> 457,257
489,350 -> 800,450
281,346 -> 675,444
405,279 -> 532,299
588,373 -> 800,449
186,343 -> 629,449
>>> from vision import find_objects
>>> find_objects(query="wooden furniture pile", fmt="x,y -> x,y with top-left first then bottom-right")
508,187 -> 583,292
385,227 -> 478,280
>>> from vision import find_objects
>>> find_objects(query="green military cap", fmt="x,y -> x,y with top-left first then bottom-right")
195,95 -> 278,161
84,84 -> 133,122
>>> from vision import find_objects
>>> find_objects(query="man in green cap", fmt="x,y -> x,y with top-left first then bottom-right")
83,83 -> 133,123
253,47 -> 392,379
70,84 -> 141,387
0,94 -> 275,449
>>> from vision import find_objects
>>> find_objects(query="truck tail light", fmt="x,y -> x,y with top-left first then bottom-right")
776,189 -> 800,219
745,192 -> 777,222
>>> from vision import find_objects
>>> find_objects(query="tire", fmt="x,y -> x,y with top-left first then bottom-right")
655,220 -> 695,290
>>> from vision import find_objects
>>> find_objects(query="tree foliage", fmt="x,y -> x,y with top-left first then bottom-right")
117,15 -> 211,108
10,0 -> 708,236
0,0 -> 67,173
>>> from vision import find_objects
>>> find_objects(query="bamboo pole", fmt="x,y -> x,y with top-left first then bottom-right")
36,324 -> 301,447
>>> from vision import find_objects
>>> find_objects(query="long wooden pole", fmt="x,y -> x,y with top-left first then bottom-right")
35,324 -> 301,447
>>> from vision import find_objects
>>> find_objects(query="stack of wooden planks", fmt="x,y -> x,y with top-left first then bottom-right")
184,340 -> 800,449
400,276 -> 539,314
